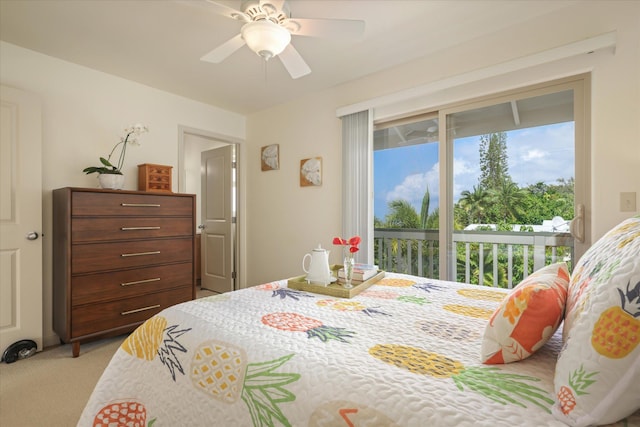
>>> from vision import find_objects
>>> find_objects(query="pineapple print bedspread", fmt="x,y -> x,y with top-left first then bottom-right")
78,273 -> 636,426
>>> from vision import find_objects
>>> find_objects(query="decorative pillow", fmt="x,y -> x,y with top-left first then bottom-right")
481,262 -> 569,364
553,216 -> 640,426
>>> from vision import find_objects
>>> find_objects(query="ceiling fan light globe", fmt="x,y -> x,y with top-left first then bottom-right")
241,20 -> 291,60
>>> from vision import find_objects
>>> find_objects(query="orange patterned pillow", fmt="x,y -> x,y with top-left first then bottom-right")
481,262 -> 569,364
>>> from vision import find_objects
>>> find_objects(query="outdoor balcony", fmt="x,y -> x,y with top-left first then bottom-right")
374,228 -> 573,288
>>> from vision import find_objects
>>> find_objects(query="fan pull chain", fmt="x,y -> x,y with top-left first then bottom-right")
263,59 -> 269,85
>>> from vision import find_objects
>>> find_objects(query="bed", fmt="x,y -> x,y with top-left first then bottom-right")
76,268 -> 637,427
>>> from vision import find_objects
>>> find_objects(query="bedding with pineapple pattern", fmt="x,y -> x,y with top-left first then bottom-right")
78,273 -> 640,427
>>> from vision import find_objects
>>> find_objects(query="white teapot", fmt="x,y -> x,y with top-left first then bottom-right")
302,244 -> 332,285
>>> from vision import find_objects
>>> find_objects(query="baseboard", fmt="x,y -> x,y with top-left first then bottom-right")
43,332 -> 60,349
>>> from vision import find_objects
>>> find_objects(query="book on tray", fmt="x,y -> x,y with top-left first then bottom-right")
337,264 -> 378,282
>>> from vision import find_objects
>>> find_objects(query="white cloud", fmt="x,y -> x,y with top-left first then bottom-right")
452,157 -> 480,203
508,123 -> 574,186
385,162 -> 439,208
384,157 -> 480,210
453,157 -> 476,176
386,174 -> 422,202
522,149 -> 546,161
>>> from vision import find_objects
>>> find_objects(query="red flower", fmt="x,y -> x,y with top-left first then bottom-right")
333,236 -> 361,253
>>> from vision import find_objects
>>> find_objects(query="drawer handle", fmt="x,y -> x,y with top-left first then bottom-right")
121,305 -> 160,316
121,251 -> 161,257
121,226 -> 161,231
121,277 -> 161,286
121,203 -> 161,207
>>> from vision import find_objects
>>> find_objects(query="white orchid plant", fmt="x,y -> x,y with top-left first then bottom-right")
83,123 -> 149,175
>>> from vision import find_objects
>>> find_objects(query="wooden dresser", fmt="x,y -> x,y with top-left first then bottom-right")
52,187 -> 196,357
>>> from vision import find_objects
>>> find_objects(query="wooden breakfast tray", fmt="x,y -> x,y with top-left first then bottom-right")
287,265 -> 385,298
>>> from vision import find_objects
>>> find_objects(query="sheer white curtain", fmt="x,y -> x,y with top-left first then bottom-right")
340,109 -> 373,263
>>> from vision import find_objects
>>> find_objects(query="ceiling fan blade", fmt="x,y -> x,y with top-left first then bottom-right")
200,34 -> 246,63
278,44 -> 311,79
205,0 -> 249,22
283,18 -> 365,39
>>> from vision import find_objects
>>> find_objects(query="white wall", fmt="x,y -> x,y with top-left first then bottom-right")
0,41 -> 245,346
245,1 -> 640,286
246,93 -> 344,285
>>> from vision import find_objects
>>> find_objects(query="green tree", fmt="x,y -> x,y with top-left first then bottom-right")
458,185 -> 490,224
479,132 -> 511,192
489,179 -> 527,222
425,207 -> 439,230
385,200 -> 420,228
520,179 -> 574,225
420,187 -> 430,229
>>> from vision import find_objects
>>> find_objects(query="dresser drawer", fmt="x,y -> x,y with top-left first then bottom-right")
72,263 -> 193,305
72,192 -> 192,216
72,217 -> 193,242
71,287 -> 192,338
72,238 -> 193,274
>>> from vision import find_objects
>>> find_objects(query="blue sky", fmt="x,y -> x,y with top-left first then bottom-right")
373,122 -> 575,220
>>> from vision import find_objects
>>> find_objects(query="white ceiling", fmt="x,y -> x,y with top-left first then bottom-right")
0,0 -> 578,115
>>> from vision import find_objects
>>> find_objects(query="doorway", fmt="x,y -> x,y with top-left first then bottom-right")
178,126 -> 242,293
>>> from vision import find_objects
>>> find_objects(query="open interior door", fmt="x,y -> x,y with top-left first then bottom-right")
200,144 -> 236,293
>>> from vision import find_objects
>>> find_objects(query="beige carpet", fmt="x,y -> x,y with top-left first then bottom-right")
0,335 -> 125,427
0,288 -> 216,427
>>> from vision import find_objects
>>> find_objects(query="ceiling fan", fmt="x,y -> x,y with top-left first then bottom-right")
200,0 -> 365,79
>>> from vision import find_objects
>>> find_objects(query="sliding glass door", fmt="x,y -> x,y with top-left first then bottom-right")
374,114 -> 440,278
373,75 -> 589,286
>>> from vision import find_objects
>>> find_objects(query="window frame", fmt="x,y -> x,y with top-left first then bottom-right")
368,74 -> 590,280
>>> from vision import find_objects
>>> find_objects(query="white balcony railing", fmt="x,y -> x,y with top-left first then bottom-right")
374,228 -> 573,289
